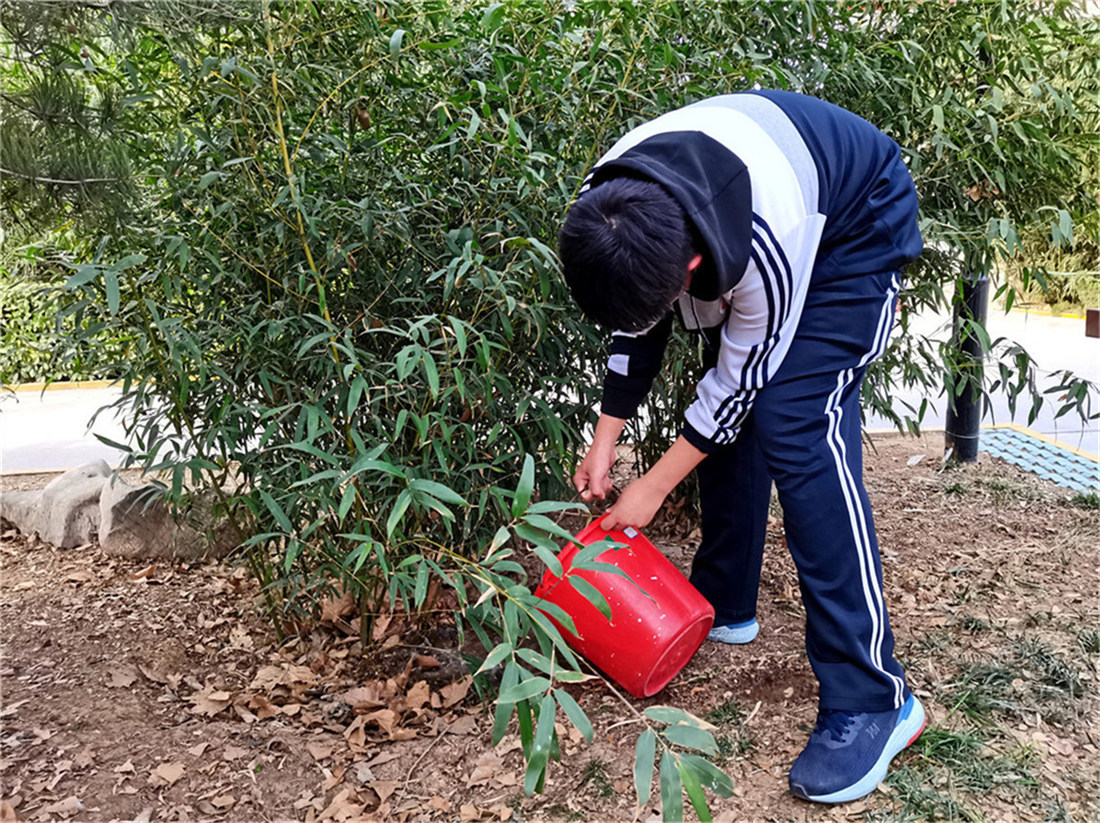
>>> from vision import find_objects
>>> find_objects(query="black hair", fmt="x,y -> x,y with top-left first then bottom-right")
557,177 -> 694,332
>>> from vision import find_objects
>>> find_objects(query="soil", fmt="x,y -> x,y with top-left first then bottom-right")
2,433 -> 1097,823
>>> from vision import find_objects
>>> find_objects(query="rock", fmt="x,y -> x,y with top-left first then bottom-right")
99,477 -> 235,561
0,461 -> 110,548
2,462 -> 237,560
0,489 -> 41,536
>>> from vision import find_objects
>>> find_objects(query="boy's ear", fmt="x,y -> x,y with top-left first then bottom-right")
688,253 -> 703,272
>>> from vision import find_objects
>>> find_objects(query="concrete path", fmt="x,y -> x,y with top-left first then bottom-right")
2,308 -> 1096,475
1,384 -> 130,474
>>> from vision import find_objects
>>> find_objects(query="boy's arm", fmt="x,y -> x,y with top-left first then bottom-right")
575,313 -> 675,500
601,435 -> 706,531
573,413 -> 626,501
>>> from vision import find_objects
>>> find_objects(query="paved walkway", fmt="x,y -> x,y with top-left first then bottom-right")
2,309 -> 1097,475
1,384 -> 131,474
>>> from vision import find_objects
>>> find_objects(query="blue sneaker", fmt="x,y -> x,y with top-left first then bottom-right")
707,618 -> 759,645
789,694 -> 925,803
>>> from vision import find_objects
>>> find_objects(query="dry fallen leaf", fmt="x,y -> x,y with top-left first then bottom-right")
430,796 -> 451,813
369,780 -> 399,804
320,585 -> 356,622
113,759 -> 136,774
440,676 -> 472,708
0,801 -> 18,823
404,680 -> 430,711
307,740 -> 337,761
131,564 -> 156,580
187,742 -> 210,757
41,797 -> 82,818
107,668 -> 138,689
413,653 -> 441,669
449,714 -> 478,736
211,795 -> 236,809
248,693 -> 280,720
223,745 -> 249,761
151,761 -> 185,786
467,753 -> 505,788
188,685 -> 232,717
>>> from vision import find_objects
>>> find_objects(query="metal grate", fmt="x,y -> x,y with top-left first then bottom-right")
980,427 -> 1099,494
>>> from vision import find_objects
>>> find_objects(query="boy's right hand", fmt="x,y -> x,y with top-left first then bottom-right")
573,441 -> 617,501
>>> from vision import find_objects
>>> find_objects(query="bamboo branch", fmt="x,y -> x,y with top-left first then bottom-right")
0,167 -> 122,185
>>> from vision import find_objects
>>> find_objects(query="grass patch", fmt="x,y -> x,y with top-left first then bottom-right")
869,726 -> 1037,822
957,615 -> 990,632
943,640 -> 1084,725
1070,490 -> 1099,509
1014,639 -> 1083,699
977,476 -> 1038,504
706,699 -> 755,761
716,730 -> 755,760
1077,628 -> 1100,655
542,803 -> 583,821
576,758 -> 615,799
705,699 -> 746,726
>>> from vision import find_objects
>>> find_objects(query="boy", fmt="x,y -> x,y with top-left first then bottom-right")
557,90 -> 925,803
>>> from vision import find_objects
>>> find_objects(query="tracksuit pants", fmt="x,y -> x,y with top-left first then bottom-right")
689,264 -> 909,714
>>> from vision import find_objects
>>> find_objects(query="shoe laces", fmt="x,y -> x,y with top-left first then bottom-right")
816,709 -> 858,742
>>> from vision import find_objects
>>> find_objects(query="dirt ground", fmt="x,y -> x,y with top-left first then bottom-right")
2,433 -> 1098,823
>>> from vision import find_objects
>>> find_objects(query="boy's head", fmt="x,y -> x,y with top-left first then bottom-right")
558,177 -> 695,332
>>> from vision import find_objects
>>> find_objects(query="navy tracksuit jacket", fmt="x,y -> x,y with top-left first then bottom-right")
582,91 -> 923,712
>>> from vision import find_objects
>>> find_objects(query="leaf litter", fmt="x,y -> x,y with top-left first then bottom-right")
1,434 -> 1097,821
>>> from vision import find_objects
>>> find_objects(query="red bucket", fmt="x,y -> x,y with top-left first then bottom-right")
533,519 -> 714,698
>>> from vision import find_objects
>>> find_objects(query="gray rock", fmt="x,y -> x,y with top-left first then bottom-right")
0,489 -> 43,537
0,461 -> 110,548
99,478 -> 235,561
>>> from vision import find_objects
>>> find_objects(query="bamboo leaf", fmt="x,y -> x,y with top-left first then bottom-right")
553,689 -> 593,743
634,729 -> 657,807
660,750 -> 683,822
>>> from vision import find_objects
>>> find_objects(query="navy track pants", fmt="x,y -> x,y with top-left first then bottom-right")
689,267 -> 909,713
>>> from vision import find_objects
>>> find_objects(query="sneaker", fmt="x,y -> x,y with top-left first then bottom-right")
707,618 -> 759,645
789,694 -> 925,804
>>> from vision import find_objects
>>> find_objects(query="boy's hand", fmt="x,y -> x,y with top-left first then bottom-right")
601,477 -> 666,531
573,441 -> 617,501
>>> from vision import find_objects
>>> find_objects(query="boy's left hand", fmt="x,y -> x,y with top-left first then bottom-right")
601,476 -> 666,532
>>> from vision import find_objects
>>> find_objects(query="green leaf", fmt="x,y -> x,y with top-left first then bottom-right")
565,574 -> 612,620
644,706 -> 710,728
527,500 -> 588,515
634,729 -> 657,807
677,754 -> 734,798
660,750 -> 683,822
662,724 -> 717,755
389,28 -> 406,61
104,267 -> 120,315
512,453 -> 535,518
678,756 -> 711,822
524,693 -> 556,796
492,662 -> 519,745
481,3 -> 505,31
521,536 -> 562,577
476,641 -> 513,675
522,513 -> 579,543
65,264 -> 101,289
259,490 -> 292,534
409,478 -> 466,506
497,676 -> 551,705
553,689 -> 593,743
386,488 -> 412,538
